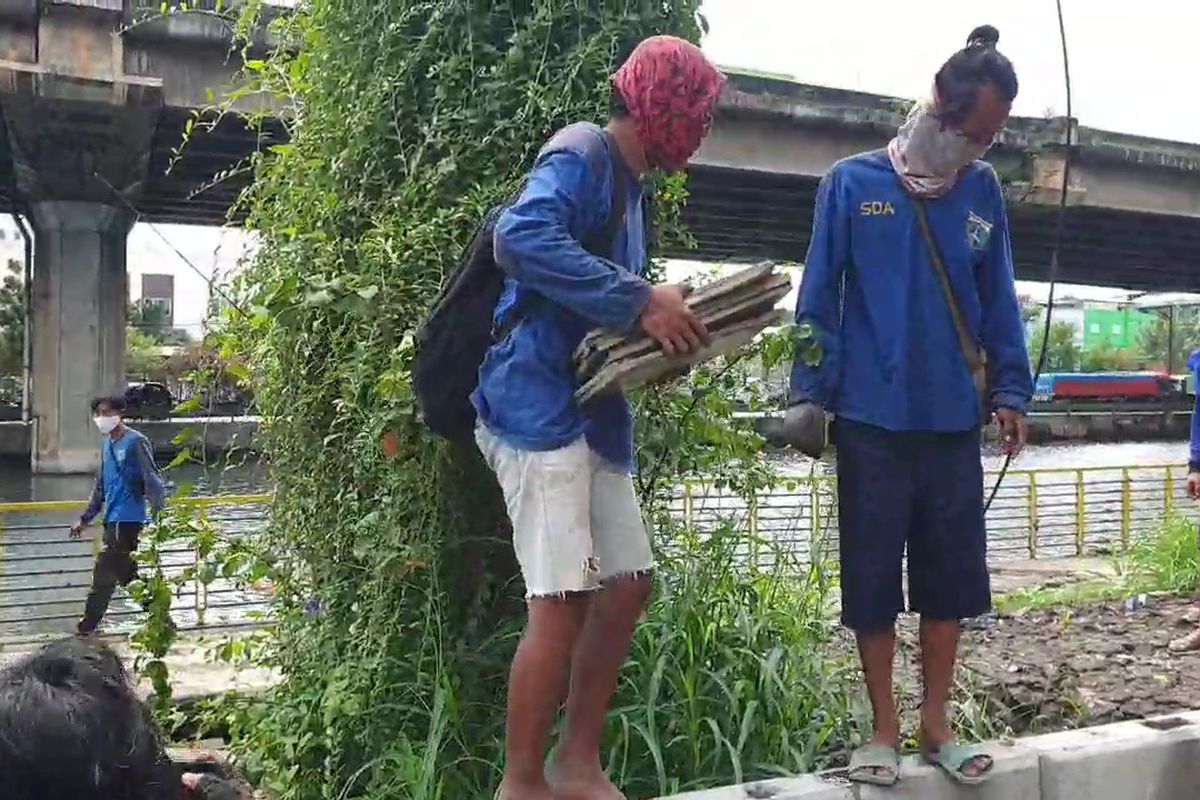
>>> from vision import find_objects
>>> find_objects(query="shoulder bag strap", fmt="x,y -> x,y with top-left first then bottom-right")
912,200 -> 986,375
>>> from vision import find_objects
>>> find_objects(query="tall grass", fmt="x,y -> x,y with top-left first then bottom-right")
605,523 -> 863,799
999,512 -> 1200,612
218,518 -> 859,800
1121,513 -> 1200,595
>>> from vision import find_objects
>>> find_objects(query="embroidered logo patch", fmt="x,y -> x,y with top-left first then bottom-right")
966,211 -> 993,251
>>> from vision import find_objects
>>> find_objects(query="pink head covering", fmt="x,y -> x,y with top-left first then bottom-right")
612,36 -> 726,172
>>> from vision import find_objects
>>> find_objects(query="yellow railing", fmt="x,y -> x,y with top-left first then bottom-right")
674,463 -> 1195,563
0,494 -> 272,639
0,464 -> 1192,637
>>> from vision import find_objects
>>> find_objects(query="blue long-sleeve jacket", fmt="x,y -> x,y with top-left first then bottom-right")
81,427 -> 166,525
471,123 -> 650,471
789,150 -> 1033,431
1188,351 -> 1200,472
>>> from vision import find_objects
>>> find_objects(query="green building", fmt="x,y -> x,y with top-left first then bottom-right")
1081,306 -> 1156,350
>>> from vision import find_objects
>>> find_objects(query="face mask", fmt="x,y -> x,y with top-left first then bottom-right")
94,415 -> 120,435
644,111 -> 714,173
887,98 -> 991,197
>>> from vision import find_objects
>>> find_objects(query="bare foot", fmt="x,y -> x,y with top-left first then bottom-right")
1169,628 -> 1200,653
497,778 -> 557,800
546,758 -> 624,800
1181,607 -> 1200,626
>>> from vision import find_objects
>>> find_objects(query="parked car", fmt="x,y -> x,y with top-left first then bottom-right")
124,381 -> 175,420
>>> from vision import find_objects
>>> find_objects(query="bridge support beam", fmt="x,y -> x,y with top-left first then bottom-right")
27,202 -> 133,473
0,1 -> 164,473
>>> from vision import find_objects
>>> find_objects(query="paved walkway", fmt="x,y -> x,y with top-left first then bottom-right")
990,556 -> 1117,594
0,630 -> 278,701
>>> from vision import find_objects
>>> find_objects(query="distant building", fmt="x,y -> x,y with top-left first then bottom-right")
1081,305 -> 1155,350
139,273 -> 175,326
1026,296 -> 1086,346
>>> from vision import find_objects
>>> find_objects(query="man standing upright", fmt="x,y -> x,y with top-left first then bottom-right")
70,395 -> 166,635
1169,349 -> 1200,652
472,36 -> 724,800
786,25 -> 1032,788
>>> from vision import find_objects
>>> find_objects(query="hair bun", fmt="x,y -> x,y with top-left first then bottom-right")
967,25 -> 1000,48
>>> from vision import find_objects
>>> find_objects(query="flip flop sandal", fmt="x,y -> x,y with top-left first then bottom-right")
922,742 -> 994,786
847,742 -> 901,787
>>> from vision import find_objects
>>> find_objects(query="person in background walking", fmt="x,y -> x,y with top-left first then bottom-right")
1170,349 -> 1200,652
472,36 -> 724,800
785,25 -> 1032,787
69,395 -> 166,636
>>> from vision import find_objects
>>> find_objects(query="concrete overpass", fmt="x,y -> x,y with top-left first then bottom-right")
0,0 -> 284,472
687,74 -> 1200,290
2,2 -> 1200,471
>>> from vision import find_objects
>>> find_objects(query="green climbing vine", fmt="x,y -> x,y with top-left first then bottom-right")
175,2 -> 876,798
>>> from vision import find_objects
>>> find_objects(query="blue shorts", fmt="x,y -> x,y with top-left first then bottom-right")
834,418 -> 990,632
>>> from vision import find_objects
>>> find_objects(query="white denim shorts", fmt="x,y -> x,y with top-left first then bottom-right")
475,425 -> 654,598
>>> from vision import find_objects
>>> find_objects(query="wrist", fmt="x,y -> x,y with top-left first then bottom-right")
628,281 -> 655,328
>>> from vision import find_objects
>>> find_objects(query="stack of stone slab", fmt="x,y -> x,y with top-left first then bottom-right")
573,261 -> 791,404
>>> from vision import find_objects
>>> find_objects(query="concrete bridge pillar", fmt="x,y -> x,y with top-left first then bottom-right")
0,1 -> 164,472
28,202 -> 134,473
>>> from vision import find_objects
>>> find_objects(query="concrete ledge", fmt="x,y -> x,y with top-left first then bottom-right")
1029,711 -> 1200,800
656,712 -> 1200,799
660,775 -> 853,799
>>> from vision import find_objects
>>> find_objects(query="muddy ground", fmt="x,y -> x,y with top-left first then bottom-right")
884,595 -> 1200,738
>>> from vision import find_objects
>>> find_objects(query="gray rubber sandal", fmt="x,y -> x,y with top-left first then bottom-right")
847,743 -> 901,787
922,742 -> 994,785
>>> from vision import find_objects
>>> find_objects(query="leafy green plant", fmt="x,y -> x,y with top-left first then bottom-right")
127,1 -> 1009,797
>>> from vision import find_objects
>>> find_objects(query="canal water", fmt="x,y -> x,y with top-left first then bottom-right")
0,438 -> 1191,640
0,439 -> 1189,504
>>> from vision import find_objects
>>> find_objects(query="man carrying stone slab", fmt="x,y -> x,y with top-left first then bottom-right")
785,25 -> 1032,788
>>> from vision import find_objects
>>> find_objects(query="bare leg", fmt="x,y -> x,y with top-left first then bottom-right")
919,617 -> 991,778
855,626 -> 900,777
498,594 -> 589,800
549,573 -> 652,800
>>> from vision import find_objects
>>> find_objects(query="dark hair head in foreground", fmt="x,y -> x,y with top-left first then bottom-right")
0,636 -> 177,800
935,25 -> 1018,143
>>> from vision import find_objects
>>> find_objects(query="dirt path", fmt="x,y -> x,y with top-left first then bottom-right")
884,596 -> 1200,738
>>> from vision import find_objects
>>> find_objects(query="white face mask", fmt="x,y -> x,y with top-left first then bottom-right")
887,98 -> 991,197
94,415 -> 120,435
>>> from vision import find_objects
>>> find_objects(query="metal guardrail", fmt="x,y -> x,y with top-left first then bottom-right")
2,464 -> 1192,639
672,464 -> 1197,565
0,495 -> 271,641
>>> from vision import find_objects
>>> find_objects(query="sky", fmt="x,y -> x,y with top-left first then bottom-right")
701,0 -> 1200,144
137,0 -> 1200,328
